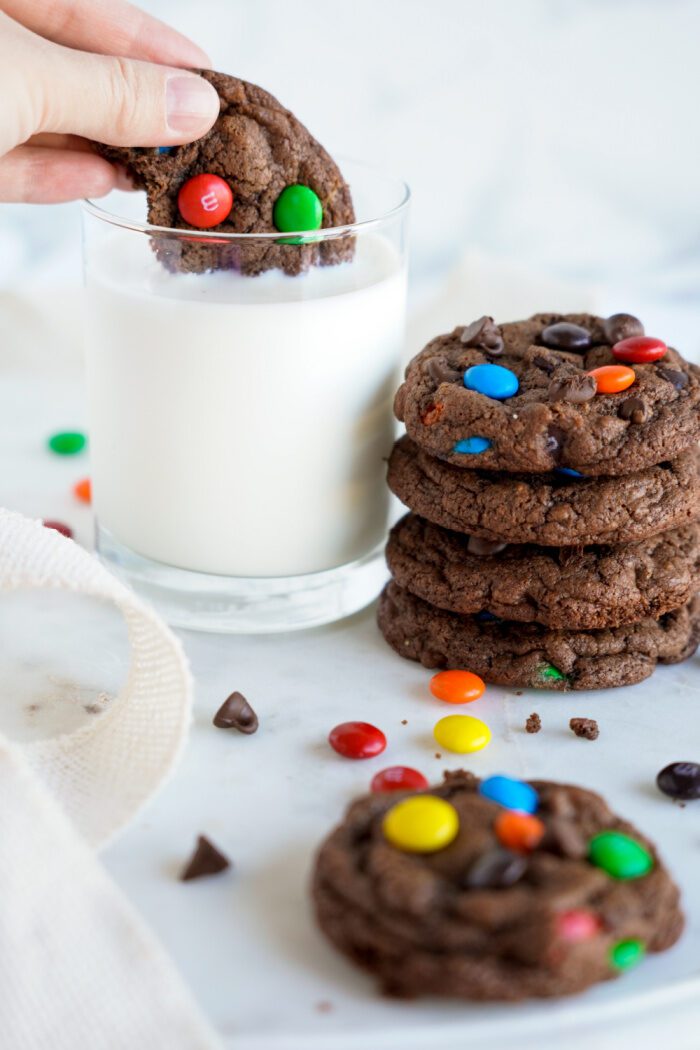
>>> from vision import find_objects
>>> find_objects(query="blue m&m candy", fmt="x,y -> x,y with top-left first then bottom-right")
479,775 -> 538,814
157,146 -> 174,154
556,467 -> 583,478
454,437 -> 491,454
464,363 -> 519,400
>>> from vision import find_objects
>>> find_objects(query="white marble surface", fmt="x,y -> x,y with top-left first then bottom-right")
1,301 -> 700,1049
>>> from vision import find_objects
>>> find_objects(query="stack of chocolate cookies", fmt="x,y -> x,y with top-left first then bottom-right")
379,313 -> 700,690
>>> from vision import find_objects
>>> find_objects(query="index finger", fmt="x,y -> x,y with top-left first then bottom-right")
0,0 -> 211,67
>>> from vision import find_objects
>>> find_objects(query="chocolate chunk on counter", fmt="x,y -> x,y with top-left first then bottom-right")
180,835 -> 231,881
569,717 -> 599,740
525,713 -> 542,734
213,691 -> 259,734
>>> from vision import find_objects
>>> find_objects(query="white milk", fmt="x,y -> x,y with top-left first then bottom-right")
84,235 -> 406,577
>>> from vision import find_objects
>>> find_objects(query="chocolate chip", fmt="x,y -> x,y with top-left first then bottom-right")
180,835 -> 231,881
466,535 -> 508,556
569,717 -> 599,740
213,691 -> 259,734
460,316 -> 504,355
619,396 -> 648,424
548,373 -> 596,404
525,712 -> 542,734
541,322 -> 591,352
427,357 -> 462,385
657,366 -> 688,390
544,816 -> 587,859
603,312 -> 644,344
464,848 -> 528,889
656,761 -> 700,801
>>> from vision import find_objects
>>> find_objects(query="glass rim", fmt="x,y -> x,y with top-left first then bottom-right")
82,157 -> 410,242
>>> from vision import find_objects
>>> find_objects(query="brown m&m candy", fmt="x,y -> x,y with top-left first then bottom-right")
541,322 -> 591,352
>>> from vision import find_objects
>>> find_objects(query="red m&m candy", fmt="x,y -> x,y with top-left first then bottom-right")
329,721 -> 386,759
371,766 -> 429,793
43,520 -> 73,539
612,336 -> 667,364
177,174 -> 233,229
556,909 -> 601,942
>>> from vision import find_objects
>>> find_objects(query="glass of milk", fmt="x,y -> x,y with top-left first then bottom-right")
82,161 -> 409,632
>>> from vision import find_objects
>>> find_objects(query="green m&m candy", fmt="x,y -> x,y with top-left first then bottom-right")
273,184 -> 323,234
610,938 -> 646,971
48,431 -> 86,456
588,830 -> 653,880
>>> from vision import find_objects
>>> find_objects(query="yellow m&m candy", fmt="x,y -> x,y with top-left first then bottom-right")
434,714 -> 491,754
382,795 -> 459,853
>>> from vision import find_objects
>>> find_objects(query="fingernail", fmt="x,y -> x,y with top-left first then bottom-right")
166,75 -> 219,135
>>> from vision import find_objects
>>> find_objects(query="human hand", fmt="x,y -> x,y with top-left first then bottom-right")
0,0 -> 219,202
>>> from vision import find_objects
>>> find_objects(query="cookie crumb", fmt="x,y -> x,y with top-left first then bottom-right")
434,752 -> 442,760
525,712 -> 542,734
515,690 -> 523,696
315,1001 -> 334,1013
401,719 -> 408,725
569,717 -> 599,741
180,835 -> 231,881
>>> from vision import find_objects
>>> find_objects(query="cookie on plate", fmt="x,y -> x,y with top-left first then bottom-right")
313,770 -> 684,1000
394,314 -> 700,476
377,581 -> 700,690
386,513 -> 700,630
387,436 -> 700,547
95,71 -> 355,276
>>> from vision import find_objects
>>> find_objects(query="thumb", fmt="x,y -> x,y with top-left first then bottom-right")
38,45 -> 220,146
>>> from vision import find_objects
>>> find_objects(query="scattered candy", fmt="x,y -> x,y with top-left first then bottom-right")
569,717 -> 599,740
479,775 -> 538,814
656,761 -> 700,801
371,766 -> 429,793
612,336 -> 667,364
588,831 -> 653,880
555,467 -> 583,478
430,669 -> 485,705
463,363 -> 519,400
588,364 -> 636,395
382,795 -> 459,853
610,938 -> 645,971
43,520 -> 73,539
273,184 -> 323,233
178,173 -> 233,229
180,834 -> 231,881
48,431 -> 86,455
453,437 -> 491,454
556,909 -> 601,942
329,721 -> 386,760
539,663 -> 568,683
494,811 -> 545,853
541,322 -> 591,352
213,691 -> 259,734
463,847 -> 527,888
603,313 -> 644,344
73,477 -> 91,504
433,714 -> 491,754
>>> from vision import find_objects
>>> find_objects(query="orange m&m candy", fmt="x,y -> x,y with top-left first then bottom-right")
494,811 -> 545,853
588,365 -> 636,395
73,477 -> 92,504
430,669 -> 485,704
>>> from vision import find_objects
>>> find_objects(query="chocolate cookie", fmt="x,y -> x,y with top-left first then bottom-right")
388,436 -> 700,547
313,770 -> 683,1000
387,513 -> 700,629
394,314 -> 700,475
95,71 -> 355,275
377,582 -> 700,690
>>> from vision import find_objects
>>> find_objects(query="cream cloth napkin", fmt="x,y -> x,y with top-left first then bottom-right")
0,508 -> 218,1050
